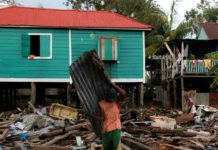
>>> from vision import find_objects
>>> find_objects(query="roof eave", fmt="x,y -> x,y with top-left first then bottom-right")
0,25 -> 153,31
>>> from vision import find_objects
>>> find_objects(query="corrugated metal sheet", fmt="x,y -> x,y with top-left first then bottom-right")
70,50 -> 113,137
0,6 -> 153,29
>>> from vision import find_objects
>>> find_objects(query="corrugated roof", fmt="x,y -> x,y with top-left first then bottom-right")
70,50 -> 113,137
0,6 -> 153,29
200,23 -> 218,39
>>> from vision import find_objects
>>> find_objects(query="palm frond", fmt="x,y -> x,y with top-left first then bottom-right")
172,21 -> 193,39
145,44 -> 159,57
207,64 -> 218,75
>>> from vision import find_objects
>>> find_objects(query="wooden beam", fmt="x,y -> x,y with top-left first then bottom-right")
181,41 -> 184,75
122,137 -> 153,150
42,130 -> 75,146
164,42 -> 175,60
32,146 -> 72,150
39,122 -> 88,139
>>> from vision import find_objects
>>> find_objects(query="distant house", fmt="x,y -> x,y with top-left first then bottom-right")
149,39 -> 218,111
0,6 -> 152,108
198,22 -> 218,40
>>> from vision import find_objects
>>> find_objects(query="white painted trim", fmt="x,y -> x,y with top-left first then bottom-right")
69,29 -> 73,84
0,78 -> 142,83
115,40 -> 118,60
98,38 -> 100,56
111,78 -> 144,83
69,30 -> 72,66
1,26 -> 152,31
0,78 -> 71,82
142,31 -> 145,83
28,33 -> 53,59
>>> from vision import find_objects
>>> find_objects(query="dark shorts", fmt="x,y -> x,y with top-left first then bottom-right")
102,129 -> 121,150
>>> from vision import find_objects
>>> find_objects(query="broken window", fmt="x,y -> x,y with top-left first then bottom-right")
21,33 -> 52,59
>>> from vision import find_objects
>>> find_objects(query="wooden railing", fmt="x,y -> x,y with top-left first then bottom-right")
160,59 -> 218,80
183,59 -> 218,74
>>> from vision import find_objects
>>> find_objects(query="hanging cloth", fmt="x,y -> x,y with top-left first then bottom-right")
204,59 -> 211,69
192,60 -> 198,68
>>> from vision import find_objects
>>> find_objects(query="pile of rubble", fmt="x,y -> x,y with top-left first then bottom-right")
0,102 -> 217,150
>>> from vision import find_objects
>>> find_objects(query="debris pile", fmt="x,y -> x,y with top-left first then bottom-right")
0,102 -> 217,150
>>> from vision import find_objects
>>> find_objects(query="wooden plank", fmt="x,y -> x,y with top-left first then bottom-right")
32,146 -> 72,150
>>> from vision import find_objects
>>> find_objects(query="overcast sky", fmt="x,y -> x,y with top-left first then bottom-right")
16,0 -> 201,13
15,0 -> 207,27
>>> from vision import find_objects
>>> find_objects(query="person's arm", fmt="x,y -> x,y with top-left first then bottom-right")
110,82 -> 125,95
110,83 -> 130,102
78,109 -> 103,120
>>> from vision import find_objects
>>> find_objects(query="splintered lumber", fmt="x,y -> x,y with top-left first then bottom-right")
161,143 -> 193,150
0,129 -> 9,140
122,119 -> 135,125
28,101 -> 37,113
121,143 -> 131,150
0,121 -> 13,129
39,122 -> 89,139
32,146 -> 72,150
42,130 -> 76,146
13,141 -> 27,150
90,143 -> 102,150
122,137 -> 153,150
151,128 -> 197,137
121,108 -> 138,118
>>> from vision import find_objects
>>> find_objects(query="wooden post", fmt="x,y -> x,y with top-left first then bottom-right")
181,77 -> 184,111
132,87 -> 135,108
139,83 -> 144,106
173,79 -> 177,109
161,59 -> 164,80
67,84 -> 72,106
35,83 -> 46,105
30,82 -> 36,105
181,41 -> 184,75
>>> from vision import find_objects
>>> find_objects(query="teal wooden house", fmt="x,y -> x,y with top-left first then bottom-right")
0,6 -> 152,107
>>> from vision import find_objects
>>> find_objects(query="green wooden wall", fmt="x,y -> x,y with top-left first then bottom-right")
71,30 -> 144,79
0,28 -> 144,81
0,28 -> 69,79
198,29 -> 208,40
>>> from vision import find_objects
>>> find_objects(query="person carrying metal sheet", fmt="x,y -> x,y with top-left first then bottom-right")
98,83 -> 127,150
79,83 -> 128,150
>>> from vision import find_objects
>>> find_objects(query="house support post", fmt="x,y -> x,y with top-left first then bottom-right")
35,83 -> 45,106
139,83 -> 144,106
30,82 -> 36,105
181,41 -> 185,75
67,84 -> 72,106
173,79 -> 177,109
181,77 -> 184,111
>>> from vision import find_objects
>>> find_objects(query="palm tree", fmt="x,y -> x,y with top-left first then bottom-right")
145,0 -> 193,57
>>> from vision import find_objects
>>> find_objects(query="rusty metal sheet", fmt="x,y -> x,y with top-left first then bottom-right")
209,93 -> 218,106
70,50 -> 112,137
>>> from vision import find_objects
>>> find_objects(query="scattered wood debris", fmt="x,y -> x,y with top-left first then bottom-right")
0,102 -> 217,150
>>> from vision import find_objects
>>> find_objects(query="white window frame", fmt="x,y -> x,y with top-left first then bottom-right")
28,33 -> 53,59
